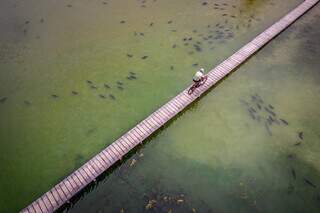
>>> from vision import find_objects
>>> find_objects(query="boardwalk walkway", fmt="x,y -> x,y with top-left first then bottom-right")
21,0 -> 319,212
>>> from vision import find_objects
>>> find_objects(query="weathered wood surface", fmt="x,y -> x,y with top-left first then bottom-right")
21,0 -> 319,212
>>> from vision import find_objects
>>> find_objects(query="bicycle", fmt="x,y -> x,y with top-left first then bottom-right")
187,75 -> 208,95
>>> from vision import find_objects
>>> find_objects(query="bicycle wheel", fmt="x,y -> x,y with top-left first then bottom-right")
188,85 -> 196,95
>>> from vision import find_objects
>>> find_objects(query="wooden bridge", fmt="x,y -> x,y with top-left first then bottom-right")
21,0 -> 319,212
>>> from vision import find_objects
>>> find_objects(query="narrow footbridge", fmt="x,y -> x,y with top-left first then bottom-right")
21,0 -> 319,212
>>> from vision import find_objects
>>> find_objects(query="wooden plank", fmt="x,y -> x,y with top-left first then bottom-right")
45,192 -> 57,208
66,176 -> 77,190
138,122 -> 152,134
53,185 -> 66,203
81,166 -> 94,181
136,124 -> 147,135
167,101 -> 179,111
153,109 -> 167,121
100,150 -> 114,165
118,135 -> 131,147
91,159 -> 104,172
37,199 -> 47,213
174,97 -> 186,107
143,119 -> 156,130
170,99 -> 182,109
120,135 -> 134,147
128,129 -> 141,141
41,196 -> 53,212
112,141 -> 126,153
95,154 -> 109,167
140,120 -> 153,133
139,121 -> 155,135
107,145 -> 121,160
74,170 -> 88,184
63,179 -> 75,195
109,143 -> 122,156
85,162 -> 99,176
69,174 -> 82,188
132,127 -> 143,139
24,206 -> 34,213
58,183 -> 71,199
153,111 -> 166,123
75,169 -> 88,183
29,204 -> 37,213
123,133 -> 135,145
49,188 -> 62,206
31,202 -> 42,213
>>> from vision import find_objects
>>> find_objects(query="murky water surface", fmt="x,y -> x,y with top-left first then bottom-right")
1,0 -> 320,212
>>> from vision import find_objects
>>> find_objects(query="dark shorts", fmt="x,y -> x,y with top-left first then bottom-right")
193,79 -> 201,83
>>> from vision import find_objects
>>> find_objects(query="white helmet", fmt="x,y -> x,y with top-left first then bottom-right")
200,68 -> 204,73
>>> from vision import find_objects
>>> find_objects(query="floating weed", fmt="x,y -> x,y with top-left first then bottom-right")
304,178 -> 316,188
109,94 -> 116,100
287,183 -> 294,194
298,132 -> 304,140
24,100 -> 31,106
240,94 -> 292,136
294,142 -> 302,146
99,94 -> 106,99
86,128 -> 97,136
280,119 -> 288,125
0,97 -> 7,103
291,168 -> 296,180
127,75 -> 137,80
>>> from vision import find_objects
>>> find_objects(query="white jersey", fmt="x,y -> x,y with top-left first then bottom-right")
193,71 -> 204,81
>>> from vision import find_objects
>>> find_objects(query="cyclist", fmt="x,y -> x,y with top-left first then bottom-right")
193,68 -> 205,87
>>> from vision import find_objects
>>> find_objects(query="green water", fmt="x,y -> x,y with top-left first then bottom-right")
1,0 -> 318,212
67,2 -> 320,213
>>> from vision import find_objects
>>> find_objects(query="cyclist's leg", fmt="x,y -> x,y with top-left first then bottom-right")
193,79 -> 201,88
